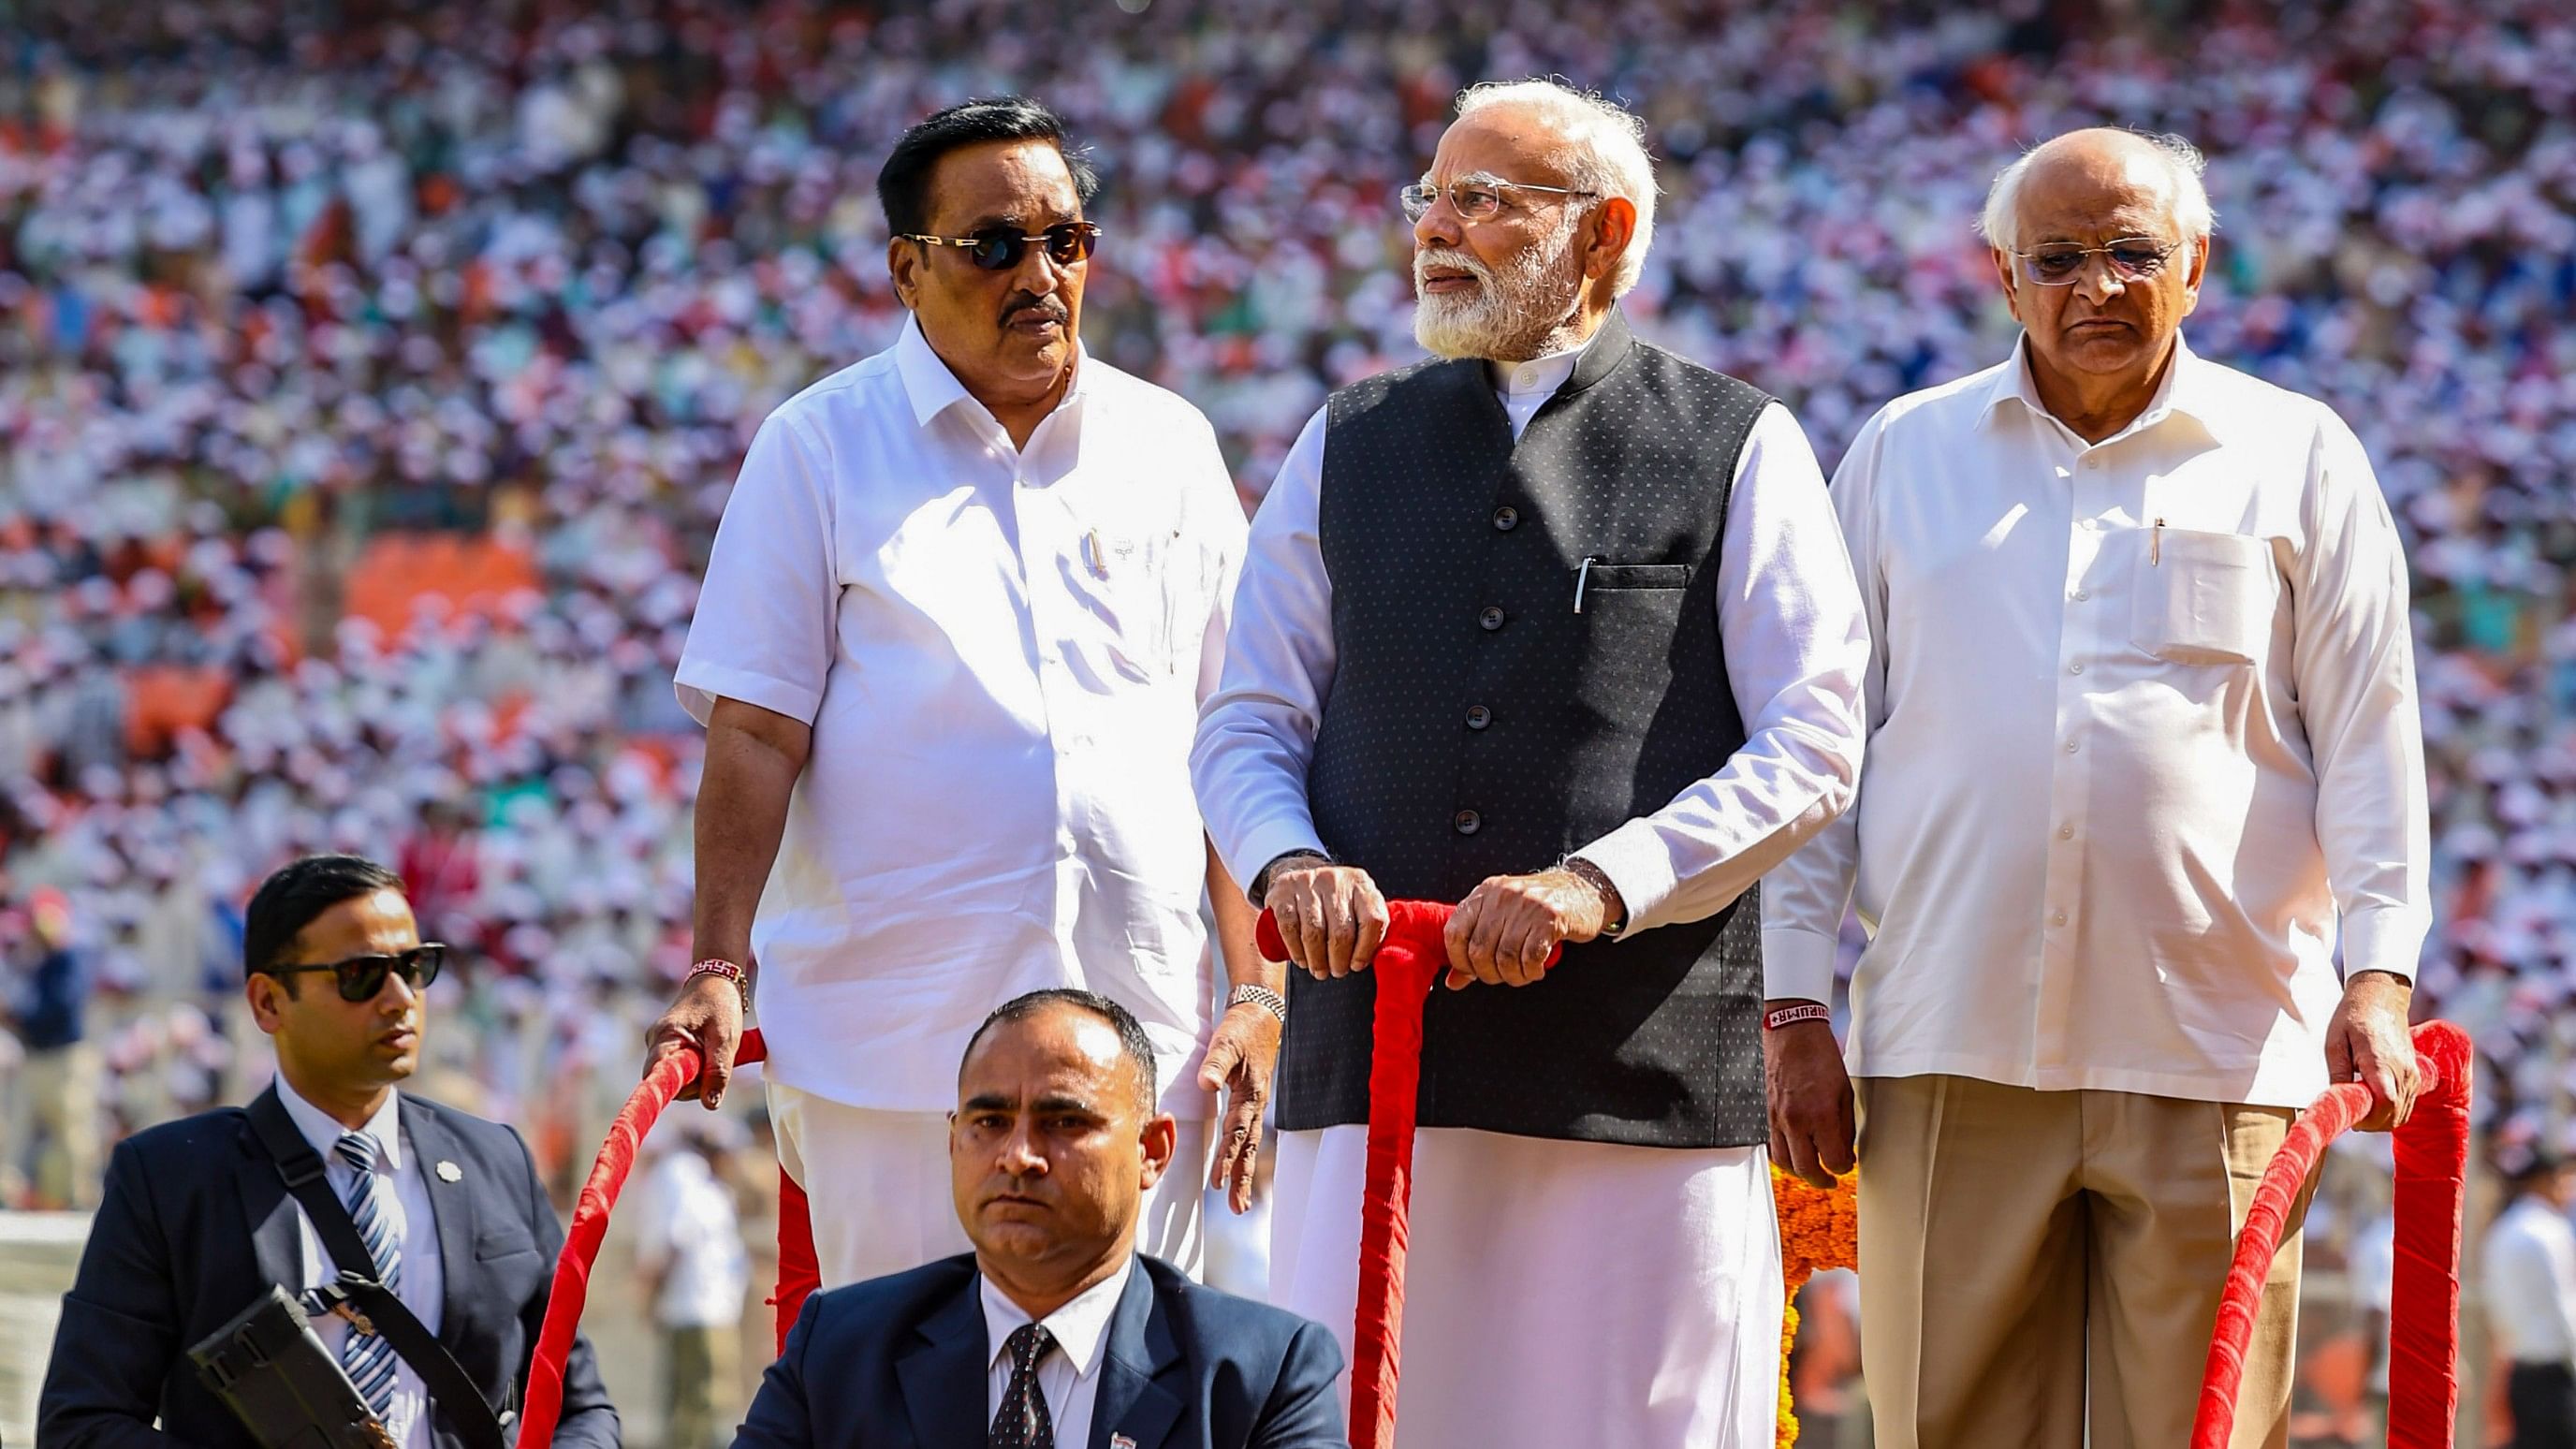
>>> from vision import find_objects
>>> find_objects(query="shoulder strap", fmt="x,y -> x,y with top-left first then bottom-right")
246,1090 -> 510,1449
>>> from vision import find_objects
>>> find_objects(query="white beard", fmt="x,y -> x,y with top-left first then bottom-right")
1412,212 -> 1589,361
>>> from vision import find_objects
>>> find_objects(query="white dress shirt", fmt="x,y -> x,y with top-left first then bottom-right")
677,316 -> 1246,1116
1766,335 -> 2431,1107
979,1256 -> 1137,1449
1193,333 -> 1867,934
2483,1196 -> 2576,1366
276,1077 -> 443,1449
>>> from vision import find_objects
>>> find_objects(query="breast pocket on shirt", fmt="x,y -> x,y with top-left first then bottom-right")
1080,529 -> 1180,681
2130,526 -> 2278,667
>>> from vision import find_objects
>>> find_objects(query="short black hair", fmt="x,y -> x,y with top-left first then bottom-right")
877,97 -> 1099,239
244,855 -> 405,982
2510,1149 -> 2572,1193
961,988 -> 1157,1115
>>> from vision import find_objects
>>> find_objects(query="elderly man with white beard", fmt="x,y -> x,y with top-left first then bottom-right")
1192,79 -> 1868,1445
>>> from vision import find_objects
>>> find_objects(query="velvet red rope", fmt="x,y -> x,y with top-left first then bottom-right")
2191,1020 -> 2473,1449
1255,900 -> 1559,1449
520,1028 -> 768,1449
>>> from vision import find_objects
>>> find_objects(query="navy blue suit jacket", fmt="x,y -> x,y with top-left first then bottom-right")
733,1253 -> 1346,1449
38,1088 -> 618,1449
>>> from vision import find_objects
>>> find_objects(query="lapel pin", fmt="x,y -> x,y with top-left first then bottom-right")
435,1160 -> 462,1183
1112,1437 -> 1137,1449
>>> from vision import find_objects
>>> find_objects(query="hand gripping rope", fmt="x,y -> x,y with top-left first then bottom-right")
1254,900 -> 1560,1449
2192,1019 -> 2474,1449
521,1028 -> 819,1449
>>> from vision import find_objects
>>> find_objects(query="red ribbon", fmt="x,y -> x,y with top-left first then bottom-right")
2190,1020 -> 2474,1448
1256,900 -> 1560,1449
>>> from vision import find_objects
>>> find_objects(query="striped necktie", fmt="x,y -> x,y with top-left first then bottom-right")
334,1131 -> 402,1420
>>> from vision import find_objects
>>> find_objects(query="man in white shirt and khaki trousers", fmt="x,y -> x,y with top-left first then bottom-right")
1764,127 -> 2432,1449
646,97 -> 1285,1295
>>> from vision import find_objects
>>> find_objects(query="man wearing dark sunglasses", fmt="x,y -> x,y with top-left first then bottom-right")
41,855 -> 620,1449
658,95 -> 1279,1312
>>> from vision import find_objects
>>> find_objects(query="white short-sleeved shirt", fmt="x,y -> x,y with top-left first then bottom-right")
677,316 -> 1245,1116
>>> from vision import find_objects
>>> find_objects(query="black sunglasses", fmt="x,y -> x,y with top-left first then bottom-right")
267,944 -> 446,1003
896,221 -> 1102,272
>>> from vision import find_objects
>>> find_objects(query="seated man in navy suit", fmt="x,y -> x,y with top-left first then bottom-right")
39,855 -> 618,1449
735,988 -> 1346,1449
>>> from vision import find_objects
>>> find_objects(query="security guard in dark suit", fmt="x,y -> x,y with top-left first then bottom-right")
38,856 -> 619,1449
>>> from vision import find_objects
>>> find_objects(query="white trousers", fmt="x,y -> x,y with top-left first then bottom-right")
768,1080 -> 1210,1288
1269,1125 -> 1782,1449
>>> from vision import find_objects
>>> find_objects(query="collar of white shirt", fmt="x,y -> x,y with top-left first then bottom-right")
1486,333 -> 1591,400
978,1255 -> 1137,1384
1979,331 -> 2242,447
894,313 -> 1092,434
274,1072 -> 405,1172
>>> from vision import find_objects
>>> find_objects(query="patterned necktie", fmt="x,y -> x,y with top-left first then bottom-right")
989,1322 -> 1056,1449
334,1132 -> 402,1420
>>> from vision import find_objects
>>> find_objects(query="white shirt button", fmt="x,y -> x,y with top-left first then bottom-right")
2059,825 -> 2074,840
2052,911 -> 2068,926
2069,663 -> 2084,675
2073,590 -> 2090,601
2065,739 -> 2080,754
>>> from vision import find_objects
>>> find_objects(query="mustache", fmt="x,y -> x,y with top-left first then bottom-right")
1003,293 -> 1071,327
1414,247 -> 1492,289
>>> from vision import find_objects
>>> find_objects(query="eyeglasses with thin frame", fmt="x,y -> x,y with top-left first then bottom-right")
896,222 -> 1102,272
2009,236 -> 2183,286
1398,176 -> 1600,224
264,944 -> 446,1003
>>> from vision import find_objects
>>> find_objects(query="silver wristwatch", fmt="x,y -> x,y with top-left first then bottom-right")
1227,983 -> 1289,1025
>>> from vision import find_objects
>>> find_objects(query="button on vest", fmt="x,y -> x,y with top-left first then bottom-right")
1288,311 -> 1774,1149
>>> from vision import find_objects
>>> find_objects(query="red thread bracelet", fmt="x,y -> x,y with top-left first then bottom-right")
1764,1003 -> 1831,1031
687,958 -> 751,1006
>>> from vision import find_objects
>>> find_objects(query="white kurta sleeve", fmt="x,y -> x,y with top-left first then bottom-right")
2291,412 -> 2432,983
1755,403 -> 1893,1003
1571,402 -> 1868,941
1191,405 -> 1336,893
673,409 -> 839,727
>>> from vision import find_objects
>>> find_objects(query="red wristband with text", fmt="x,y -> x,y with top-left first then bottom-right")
1764,1002 -> 1831,1031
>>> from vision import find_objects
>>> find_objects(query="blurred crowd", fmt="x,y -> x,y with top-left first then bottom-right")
0,0 -> 2571,1434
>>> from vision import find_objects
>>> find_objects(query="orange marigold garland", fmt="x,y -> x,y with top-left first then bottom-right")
1771,1164 -> 1859,1448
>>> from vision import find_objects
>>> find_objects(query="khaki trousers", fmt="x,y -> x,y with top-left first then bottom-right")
1856,1076 -> 2305,1449
659,1324 -> 729,1449
29,1043 -> 103,1209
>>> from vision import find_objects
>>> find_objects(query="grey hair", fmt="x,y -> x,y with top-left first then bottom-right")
1976,129 -> 2217,252
1454,79 -> 1658,296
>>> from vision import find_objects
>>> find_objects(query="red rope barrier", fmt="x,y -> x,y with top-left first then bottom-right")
2191,1020 -> 2473,1448
1255,901 -> 1559,1449
520,1028 -> 767,1449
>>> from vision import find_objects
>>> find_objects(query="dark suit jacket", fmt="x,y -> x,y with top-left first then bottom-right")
733,1254 -> 1346,1449
37,1087 -> 618,1449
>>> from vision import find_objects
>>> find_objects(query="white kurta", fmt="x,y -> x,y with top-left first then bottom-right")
1269,1128 -> 1782,1448
1198,329 -> 1863,1446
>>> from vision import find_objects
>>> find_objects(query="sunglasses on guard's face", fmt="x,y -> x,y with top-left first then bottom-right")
898,222 -> 1102,271
265,944 -> 446,1003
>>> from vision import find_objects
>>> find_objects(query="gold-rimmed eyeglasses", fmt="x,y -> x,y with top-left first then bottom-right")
1398,176 -> 1599,224
2008,236 -> 2183,286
